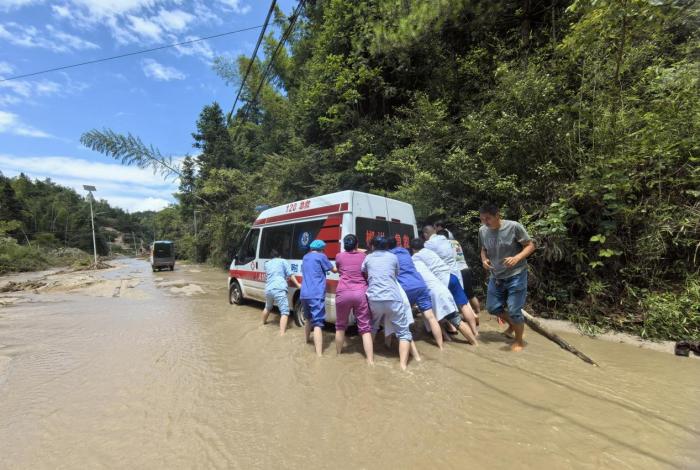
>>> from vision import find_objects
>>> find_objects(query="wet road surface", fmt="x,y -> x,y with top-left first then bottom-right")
1,258 -> 699,469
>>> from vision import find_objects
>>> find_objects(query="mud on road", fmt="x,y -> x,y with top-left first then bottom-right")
1,258 -> 699,469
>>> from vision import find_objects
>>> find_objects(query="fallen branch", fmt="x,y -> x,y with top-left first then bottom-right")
523,309 -> 599,366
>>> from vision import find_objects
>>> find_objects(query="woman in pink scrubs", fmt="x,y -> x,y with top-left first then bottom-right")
334,234 -> 374,365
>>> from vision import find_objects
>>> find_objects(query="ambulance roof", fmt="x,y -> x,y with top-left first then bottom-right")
253,190 -> 412,227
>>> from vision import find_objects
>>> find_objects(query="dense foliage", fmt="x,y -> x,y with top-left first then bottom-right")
82,0 -> 698,340
0,173 -> 150,272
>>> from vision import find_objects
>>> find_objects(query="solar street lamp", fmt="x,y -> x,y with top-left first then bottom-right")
83,185 -> 98,265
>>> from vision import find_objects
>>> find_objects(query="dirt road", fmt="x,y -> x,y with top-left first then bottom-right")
1,258 -> 698,469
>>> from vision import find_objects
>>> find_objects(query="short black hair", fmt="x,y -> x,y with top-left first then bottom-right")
434,219 -> 447,229
343,234 -> 358,251
410,238 -> 424,252
269,248 -> 280,258
371,236 -> 388,250
387,237 -> 397,249
479,202 -> 500,216
437,229 -> 449,237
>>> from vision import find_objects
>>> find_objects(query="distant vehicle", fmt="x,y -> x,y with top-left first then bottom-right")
150,240 -> 175,272
228,190 -> 418,327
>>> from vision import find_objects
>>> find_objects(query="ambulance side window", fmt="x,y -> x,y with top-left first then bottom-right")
237,229 -> 260,264
260,225 -> 293,259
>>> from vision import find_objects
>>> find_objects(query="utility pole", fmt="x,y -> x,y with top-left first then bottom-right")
83,185 -> 98,265
193,209 -> 199,238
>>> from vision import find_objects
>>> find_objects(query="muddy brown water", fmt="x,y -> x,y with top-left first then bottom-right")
1,258 -> 698,469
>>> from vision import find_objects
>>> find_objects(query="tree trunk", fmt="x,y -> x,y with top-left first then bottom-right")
523,310 -> 599,366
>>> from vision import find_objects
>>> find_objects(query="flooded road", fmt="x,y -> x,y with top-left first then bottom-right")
1,258 -> 698,469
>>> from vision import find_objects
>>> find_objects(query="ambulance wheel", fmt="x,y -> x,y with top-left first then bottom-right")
293,298 -> 306,327
229,280 -> 244,305
169,265 -> 174,271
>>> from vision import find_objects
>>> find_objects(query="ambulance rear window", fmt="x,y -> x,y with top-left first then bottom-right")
356,217 -> 414,250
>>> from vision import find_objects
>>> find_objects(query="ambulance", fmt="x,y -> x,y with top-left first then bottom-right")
228,190 -> 418,327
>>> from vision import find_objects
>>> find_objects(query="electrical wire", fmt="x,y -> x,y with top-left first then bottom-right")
226,0 -> 278,123
0,25 -> 264,82
232,0 -> 305,139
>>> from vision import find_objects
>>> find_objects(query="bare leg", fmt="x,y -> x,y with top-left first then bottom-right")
335,329 -> 346,355
361,332 -> 374,365
441,323 -> 453,342
304,321 -> 311,343
511,323 -> 525,352
469,297 -> 481,317
500,314 -> 515,338
457,321 -> 478,345
261,308 -> 270,325
313,326 -> 323,356
279,315 -> 289,335
422,309 -> 444,350
398,340 -> 410,371
460,304 -> 479,337
410,341 -> 421,362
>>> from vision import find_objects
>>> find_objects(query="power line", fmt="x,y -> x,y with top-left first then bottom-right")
226,0 -> 278,123
0,25 -> 264,82
232,0 -> 305,140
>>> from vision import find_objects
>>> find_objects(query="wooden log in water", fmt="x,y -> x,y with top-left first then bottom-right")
522,310 -> 599,367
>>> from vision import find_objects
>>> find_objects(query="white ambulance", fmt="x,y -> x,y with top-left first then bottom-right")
228,190 -> 418,327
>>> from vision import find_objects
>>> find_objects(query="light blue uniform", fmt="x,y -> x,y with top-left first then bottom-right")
264,258 -> 293,315
361,250 -> 412,342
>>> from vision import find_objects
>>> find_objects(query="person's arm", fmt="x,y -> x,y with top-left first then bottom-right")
284,261 -> 301,289
322,256 -> 334,275
503,223 -> 536,268
503,241 -> 535,268
481,246 -> 494,271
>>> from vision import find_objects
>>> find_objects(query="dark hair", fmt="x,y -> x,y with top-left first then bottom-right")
437,229 -> 449,237
371,236 -> 388,250
479,202 -> 500,216
410,238 -> 424,252
387,237 -> 397,249
434,219 -> 447,229
343,234 -> 358,252
269,248 -> 280,258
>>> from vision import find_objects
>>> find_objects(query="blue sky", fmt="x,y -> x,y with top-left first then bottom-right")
0,0 -> 296,211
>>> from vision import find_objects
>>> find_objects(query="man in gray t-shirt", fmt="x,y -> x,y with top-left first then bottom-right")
479,203 -> 535,352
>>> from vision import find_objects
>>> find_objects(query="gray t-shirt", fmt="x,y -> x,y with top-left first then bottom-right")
361,250 -> 402,302
479,220 -> 531,279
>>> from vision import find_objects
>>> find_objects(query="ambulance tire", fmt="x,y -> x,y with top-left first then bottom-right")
293,297 -> 306,328
228,280 -> 244,305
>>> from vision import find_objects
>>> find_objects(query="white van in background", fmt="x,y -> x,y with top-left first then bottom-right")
228,190 -> 418,327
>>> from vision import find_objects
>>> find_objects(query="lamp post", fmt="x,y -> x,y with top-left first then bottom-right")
83,185 -> 98,265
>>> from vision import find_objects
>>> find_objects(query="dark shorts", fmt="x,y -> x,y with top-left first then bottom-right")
460,268 -> 475,300
486,270 -> 528,325
448,274 -> 468,307
443,311 -> 462,328
301,297 -> 326,327
405,286 -> 433,313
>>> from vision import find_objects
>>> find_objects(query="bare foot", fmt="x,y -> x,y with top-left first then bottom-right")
510,341 -> 524,352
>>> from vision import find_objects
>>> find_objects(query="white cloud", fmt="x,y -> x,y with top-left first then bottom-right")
126,14 -> 163,41
153,9 -> 194,32
217,0 -> 251,15
0,61 -> 14,76
0,111 -> 52,138
0,0 -> 41,11
0,73 -> 88,107
174,36 -> 214,61
0,154 -> 178,212
107,196 -> 172,212
141,58 -> 185,81
0,22 -> 99,52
